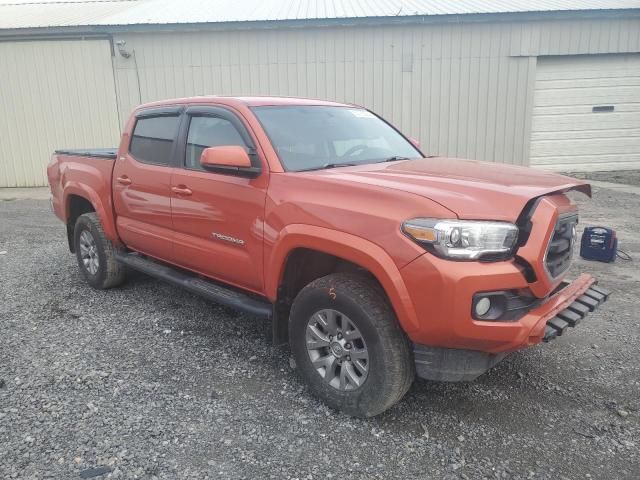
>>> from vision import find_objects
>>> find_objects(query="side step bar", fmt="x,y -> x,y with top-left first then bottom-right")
115,252 -> 273,318
543,284 -> 610,342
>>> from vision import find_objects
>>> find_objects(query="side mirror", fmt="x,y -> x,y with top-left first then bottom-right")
409,137 -> 421,149
200,146 -> 252,169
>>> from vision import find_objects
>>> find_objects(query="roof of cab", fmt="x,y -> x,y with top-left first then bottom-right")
138,96 -> 355,110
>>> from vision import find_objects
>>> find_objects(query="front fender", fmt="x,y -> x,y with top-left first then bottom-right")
265,224 -> 421,336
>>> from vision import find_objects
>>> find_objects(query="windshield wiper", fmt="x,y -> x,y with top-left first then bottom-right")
298,162 -> 362,172
299,157 -> 411,172
376,156 -> 410,163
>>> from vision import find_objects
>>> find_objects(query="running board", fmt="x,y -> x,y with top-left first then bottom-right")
115,252 -> 273,318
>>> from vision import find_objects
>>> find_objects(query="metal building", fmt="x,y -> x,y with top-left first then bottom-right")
1,0 -> 639,187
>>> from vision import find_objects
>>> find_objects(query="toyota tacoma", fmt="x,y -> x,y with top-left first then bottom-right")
48,96 -> 609,417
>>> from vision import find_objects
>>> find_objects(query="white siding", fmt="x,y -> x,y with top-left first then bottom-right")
111,17 -> 640,171
511,17 -> 640,56
1,16 -> 640,186
0,39 -> 120,187
112,23 -> 535,167
530,54 -> 640,171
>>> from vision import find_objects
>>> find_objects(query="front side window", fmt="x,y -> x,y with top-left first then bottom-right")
185,116 -> 246,170
252,106 -> 421,171
129,115 -> 179,165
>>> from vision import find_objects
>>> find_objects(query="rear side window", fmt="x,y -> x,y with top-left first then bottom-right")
129,115 -> 179,165
185,116 -> 246,170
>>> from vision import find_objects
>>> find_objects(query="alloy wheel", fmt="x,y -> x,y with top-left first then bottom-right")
79,230 -> 99,275
305,309 -> 370,391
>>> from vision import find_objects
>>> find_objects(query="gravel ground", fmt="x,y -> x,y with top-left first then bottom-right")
1,186 -> 638,480
568,170 -> 640,187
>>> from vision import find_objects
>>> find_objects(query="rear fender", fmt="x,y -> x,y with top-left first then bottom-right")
265,224 -> 421,335
63,182 -> 119,245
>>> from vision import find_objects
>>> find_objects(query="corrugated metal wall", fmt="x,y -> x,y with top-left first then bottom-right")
113,23 -> 536,166
112,17 -> 640,168
1,16 -> 639,186
0,39 -> 120,187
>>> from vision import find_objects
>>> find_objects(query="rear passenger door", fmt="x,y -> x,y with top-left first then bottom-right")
169,106 -> 268,294
113,107 -> 181,262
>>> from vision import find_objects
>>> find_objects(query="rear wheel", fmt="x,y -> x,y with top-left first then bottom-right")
74,213 -> 126,289
289,272 -> 414,417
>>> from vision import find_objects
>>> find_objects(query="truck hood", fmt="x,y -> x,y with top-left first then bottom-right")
308,157 -> 591,221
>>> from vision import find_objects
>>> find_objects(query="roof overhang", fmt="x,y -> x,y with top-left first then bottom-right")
2,8 -> 640,40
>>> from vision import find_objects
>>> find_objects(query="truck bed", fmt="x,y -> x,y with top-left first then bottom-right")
54,148 -> 117,159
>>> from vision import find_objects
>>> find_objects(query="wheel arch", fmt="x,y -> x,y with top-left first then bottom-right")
65,193 -> 94,252
62,183 -> 119,252
266,224 -> 421,339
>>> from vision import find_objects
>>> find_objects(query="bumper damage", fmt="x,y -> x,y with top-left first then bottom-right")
542,283 -> 610,342
413,279 -> 610,382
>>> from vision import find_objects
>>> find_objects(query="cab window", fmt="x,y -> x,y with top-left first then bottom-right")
129,115 -> 179,166
185,116 -> 246,170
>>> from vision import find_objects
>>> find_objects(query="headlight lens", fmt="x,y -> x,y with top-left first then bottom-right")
402,218 -> 519,261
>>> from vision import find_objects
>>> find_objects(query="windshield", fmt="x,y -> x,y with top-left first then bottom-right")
252,106 -> 422,171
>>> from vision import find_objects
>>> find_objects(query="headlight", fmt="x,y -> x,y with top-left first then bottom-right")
402,218 -> 519,261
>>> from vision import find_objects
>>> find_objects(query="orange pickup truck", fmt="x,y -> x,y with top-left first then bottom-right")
48,96 -> 608,417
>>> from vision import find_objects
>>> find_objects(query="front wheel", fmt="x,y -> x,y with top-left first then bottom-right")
289,272 -> 414,417
74,212 -> 126,289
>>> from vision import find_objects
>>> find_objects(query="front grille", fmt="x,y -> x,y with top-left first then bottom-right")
545,214 -> 578,278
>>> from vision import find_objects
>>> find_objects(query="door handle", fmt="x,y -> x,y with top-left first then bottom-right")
171,186 -> 193,196
116,175 -> 132,186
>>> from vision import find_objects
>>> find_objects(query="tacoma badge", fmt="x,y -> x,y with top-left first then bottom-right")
212,232 -> 245,246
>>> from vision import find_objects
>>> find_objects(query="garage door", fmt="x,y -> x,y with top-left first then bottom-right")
0,39 -> 121,187
530,54 -> 640,172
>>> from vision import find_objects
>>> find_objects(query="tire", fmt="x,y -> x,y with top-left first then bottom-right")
289,272 -> 414,417
74,212 -> 126,289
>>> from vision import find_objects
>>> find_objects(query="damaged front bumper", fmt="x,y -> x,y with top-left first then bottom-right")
542,283 -> 610,342
413,276 -> 610,382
